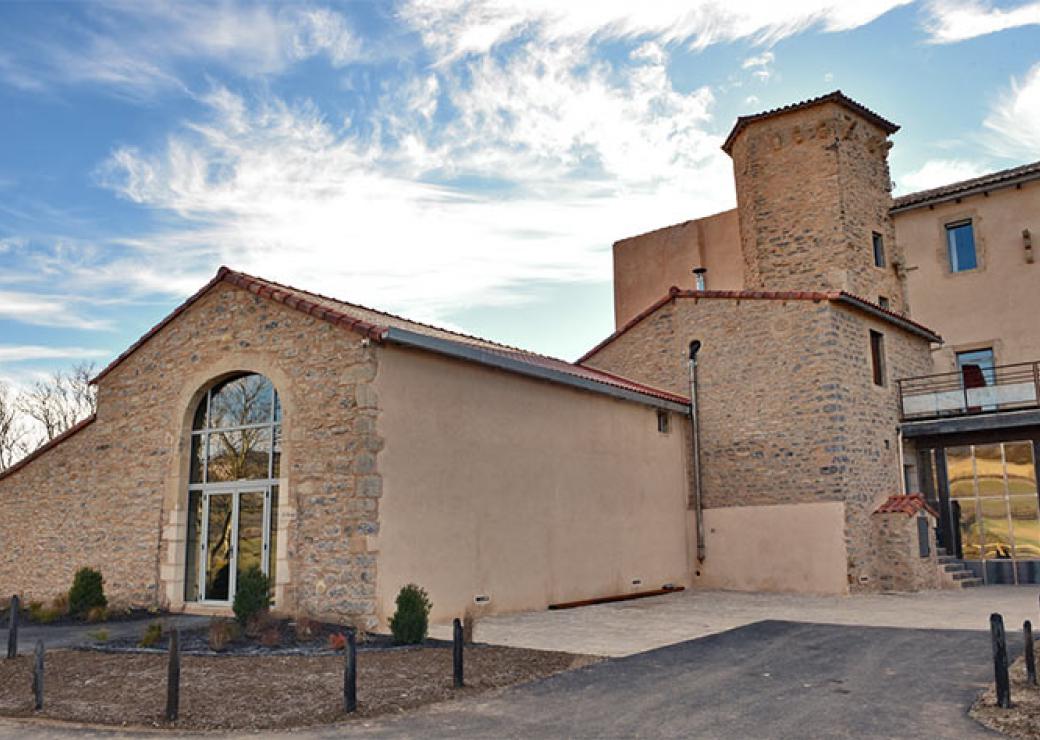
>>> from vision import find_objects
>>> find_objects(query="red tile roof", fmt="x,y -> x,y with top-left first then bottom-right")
0,414 -> 96,482
874,494 -> 938,519
892,159 -> 1040,212
91,267 -> 688,408
577,287 -> 941,364
722,90 -> 900,154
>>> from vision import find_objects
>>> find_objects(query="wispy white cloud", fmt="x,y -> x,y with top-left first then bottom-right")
0,345 -> 108,363
0,2 -> 362,98
742,51 -> 775,81
924,0 -> 1040,43
984,62 -> 1040,157
401,0 -> 912,60
896,158 -> 991,192
0,291 -> 111,330
94,41 -> 733,322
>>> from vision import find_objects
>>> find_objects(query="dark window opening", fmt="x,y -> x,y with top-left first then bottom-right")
657,410 -> 670,433
870,330 -> 886,387
878,296 -> 890,310
946,220 -> 977,272
872,231 -> 886,268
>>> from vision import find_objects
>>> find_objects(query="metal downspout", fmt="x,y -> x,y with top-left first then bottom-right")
688,340 -> 706,563
897,427 -> 906,495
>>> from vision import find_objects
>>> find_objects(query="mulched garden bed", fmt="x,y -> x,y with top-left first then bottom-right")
0,646 -> 597,730
971,656 -> 1040,738
1,607 -> 158,629
94,618 -> 446,656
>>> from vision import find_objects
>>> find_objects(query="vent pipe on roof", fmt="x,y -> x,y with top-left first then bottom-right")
693,267 -> 707,291
688,340 -> 706,564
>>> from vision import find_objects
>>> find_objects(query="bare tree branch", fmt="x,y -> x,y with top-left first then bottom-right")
0,382 -> 29,471
17,362 -> 98,445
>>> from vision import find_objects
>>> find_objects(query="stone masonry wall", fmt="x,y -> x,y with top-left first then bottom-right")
583,295 -> 933,590
729,102 -> 908,313
871,512 -> 942,591
0,281 -> 384,625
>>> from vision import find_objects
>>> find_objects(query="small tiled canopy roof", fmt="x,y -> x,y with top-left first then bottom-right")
721,90 -> 900,154
874,494 -> 938,518
892,158 -> 1040,212
91,267 -> 689,410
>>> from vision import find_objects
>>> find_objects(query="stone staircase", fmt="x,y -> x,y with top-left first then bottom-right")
936,547 -> 984,588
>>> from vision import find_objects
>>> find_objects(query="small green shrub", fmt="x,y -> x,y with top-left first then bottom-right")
139,621 -> 163,648
88,628 -> 110,642
69,567 -> 107,617
233,566 -> 272,626
389,584 -> 431,645
85,606 -> 109,623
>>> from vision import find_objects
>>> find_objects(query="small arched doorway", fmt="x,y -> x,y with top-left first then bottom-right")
183,373 -> 281,604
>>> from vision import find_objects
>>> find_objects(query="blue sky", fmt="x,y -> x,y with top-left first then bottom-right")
1,1 -> 1039,392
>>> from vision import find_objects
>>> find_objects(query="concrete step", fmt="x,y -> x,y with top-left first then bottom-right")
950,570 -> 976,580
942,562 -> 966,572
959,578 -> 984,588
937,556 -> 957,565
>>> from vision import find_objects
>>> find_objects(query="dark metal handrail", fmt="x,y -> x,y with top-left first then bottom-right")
897,360 -> 1040,421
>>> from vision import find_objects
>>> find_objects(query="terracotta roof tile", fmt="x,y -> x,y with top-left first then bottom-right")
892,159 -> 1040,212
722,90 -> 900,154
578,288 -> 941,363
874,494 -> 938,519
91,267 -> 687,409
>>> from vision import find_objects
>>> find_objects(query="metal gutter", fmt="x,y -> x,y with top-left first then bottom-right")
835,294 -> 942,343
891,169 -> 1040,214
382,327 -> 690,413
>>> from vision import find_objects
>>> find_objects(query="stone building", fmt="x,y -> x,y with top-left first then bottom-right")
3,90 -> 1036,625
610,92 -> 1040,587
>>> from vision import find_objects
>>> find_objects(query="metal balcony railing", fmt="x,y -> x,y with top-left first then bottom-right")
897,361 -> 1040,421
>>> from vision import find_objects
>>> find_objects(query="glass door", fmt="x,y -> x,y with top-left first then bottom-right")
197,487 -> 274,604
203,491 -> 235,602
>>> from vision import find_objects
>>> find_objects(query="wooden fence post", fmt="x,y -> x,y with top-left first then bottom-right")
991,613 -> 1011,709
344,628 -> 357,714
6,596 -> 19,659
32,640 -> 44,711
1026,620 -> 1037,686
165,629 -> 180,722
453,617 -> 464,689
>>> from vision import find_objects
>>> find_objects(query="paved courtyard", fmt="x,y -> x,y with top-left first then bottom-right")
430,586 -> 1040,656
0,588 -> 1034,738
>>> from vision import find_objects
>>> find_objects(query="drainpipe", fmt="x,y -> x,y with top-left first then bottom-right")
897,427 -> 907,495
688,340 -> 706,563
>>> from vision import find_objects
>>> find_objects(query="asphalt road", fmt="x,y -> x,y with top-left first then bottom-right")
0,620 -> 1006,739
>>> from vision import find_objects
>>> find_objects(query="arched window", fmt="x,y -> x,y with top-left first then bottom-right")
184,373 -> 281,604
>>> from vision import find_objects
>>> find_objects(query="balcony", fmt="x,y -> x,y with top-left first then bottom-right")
898,361 -> 1040,422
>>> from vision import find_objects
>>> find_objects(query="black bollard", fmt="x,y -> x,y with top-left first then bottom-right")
344,628 -> 357,714
1027,621 -> 1037,686
32,640 -> 44,711
453,617 -> 464,689
6,596 -> 19,659
165,629 -> 180,722
991,613 -> 1011,709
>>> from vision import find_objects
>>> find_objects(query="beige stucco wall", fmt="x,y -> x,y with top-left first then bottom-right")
583,296 -> 934,592
372,345 -> 693,626
693,502 -> 848,594
895,180 -> 1040,372
612,209 -> 743,327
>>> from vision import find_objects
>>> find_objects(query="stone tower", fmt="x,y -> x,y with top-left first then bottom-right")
722,92 -> 908,313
